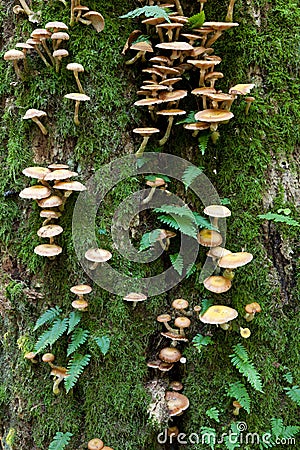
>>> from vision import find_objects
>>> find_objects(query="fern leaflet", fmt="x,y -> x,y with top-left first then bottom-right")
198,133 -> 210,155
206,407 -> 220,422
94,336 -> 111,356
232,343 -> 249,362
182,166 -> 204,189
155,205 -> 198,238
258,213 -> 300,227
120,6 -> 171,22
48,431 -> 73,450
224,423 -> 241,449
64,354 -> 91,393
284,385 -> 300,406
282,371 -> 294,384
34,318 -> 69,354
193,212 -> 218,230
230,344 -> 263,392
227,381 -> 251,414
169,253 -> 184,275
186,262 -> 197,278
200,298 -> 214,315
67,311 -> 82,335
188,11 -> 205,29
67,328 -> 89,357
192,334 -> 214,353
200,427 -> 216,450
139,229 -> 161,251
34,307 -> 62,331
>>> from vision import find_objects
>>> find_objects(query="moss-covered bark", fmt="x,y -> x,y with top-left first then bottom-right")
0,0 -> 299,449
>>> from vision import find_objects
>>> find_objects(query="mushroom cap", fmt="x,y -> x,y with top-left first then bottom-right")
170,381 -> 183,391
156,42 -> 194,51
205,71 -> 224,82
156,22 -> 184,30
203,276 -> 232,293
181,33 -> 202,40
204,204 -> 231,218
161,331 -> 189,342
149,55 -> 172,65
34,244 -> 62,257
134,98 -> 164,106
156,314 -> 172,323
207,93 -> 234,102
197,229 -> 223,247
50,366 -> 68,378
200,305 -> 238,324
19,185 -> 51,200
42,353 -> 55,362
48,163 -> 69,170
159,77 -> 182,86
39,210 -> 62,219
70,284 -> 92,296
141,17 -> 166,26
130,41 -> 153,52
159,362 -> 174,372
146,177 -> 165,187
102,447 -> 114,450
147,359 -> 161,369
24,352 -> 37,360
53,49 -> 69,58
72,299 -> 89,310
183,122 -> 210,131
152,65 -> 181,76
87,438 -> 104,450
64,93 -> 90,102
37,195 -> 63,208
157,229 -> 177,239
190,46 -> 212,57
15,43 -> 34,50
82,11 -> 105,32
174,317 -> 191,328
218,252 -> 253,269
45,21 -> 68,31
165,391 -> 189,416
22,166 -> 51,179
156,109 -> 186,116
44,169 -> 78,181
168,426 -> 180,437
123,292 -> 147,302
233,400 -> 242,408
245,302 -> 261,314
85,248 -> 112,263
195,109 -> 234,122
206,246 -> 232,258
23,109 -> 47,120
202,21 -> 239,30
133,127 -> 160,136
240,327 -> 251,338
53,181 -> 86,191
140,84 -> 168,91
159,89 -> 188,102
191,87 -> 216,96
187,59 -> 219,69
159,347 -> 182,363
37,224 -> 63,238
51,31 -> 69,41
245,96 -> 255,102
66,62 -> 84,72
4,49 -> 25,60
172,298 -> 189,310
229,83 -> 255,95
31,29 -> 51,40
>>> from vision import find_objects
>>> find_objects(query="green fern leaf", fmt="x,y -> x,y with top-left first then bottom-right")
176,111 -> 197,125
232,343 -> 249,362
193,212 -> 218,230
67,311 -> 82,335
34,307 -> 62,331
206,407 -> 220,423
64,354 -> 91,393
48,432 -> 73,450
200,427 -> 216,450
169,253 -> 184,275
67,328 -> 89,357
94,336 -> 111,356
224,423 -> 241,449
284,385 -> 300,406
139,229 -> 161,251
186,262 -> 197,278
120,6 -> 171,22
34,318 -> 69,354
132,34 -> 151,45
258,213 -> 300,227
155,205 -> 198,238
188,11 -> 205,29
155,205 -> 195,218
198,133 -> 210,155
182,166 -> 204,189
282,371 -> 294,384
200,298 -> 214,315
227,381 -> 251,413
192,333 -> 214,352
230,344 -> 264,392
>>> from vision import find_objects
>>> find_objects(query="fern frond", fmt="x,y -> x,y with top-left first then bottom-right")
205,407 -> 220,422
192,333 -> 213,352
282,371 -> 294,384
67,311 -> 82,335
155,205 -> 194,218
120,6 -> 171,22
284,385 -> 300,406
182,166 -> 203,189
169,253 -> 184,275
34,307 -> 62,331
155,205 -> 198,238
186,262 -> 197,278
176,111 -> 197,125
227,381 -> 251,414
94,336 -> 111,356
198,133 -> 210,155
139,229 -> 161,251
232,343 -> 248,362
200,427 -> 217,450
193,212 -> 217,230
34,318 -> 68,354
258,213 -> 300,227
224,423 -> 241,449
48,432 -> 73,450
188,11 -> 205,29
64,354 -> 91,393
230,345 -> 263,392
67,328 -> 89,357
200,298 -> 214,315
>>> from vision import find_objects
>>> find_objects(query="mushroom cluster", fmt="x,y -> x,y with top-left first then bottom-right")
19,164 -> 86,257
70,2 -> 105,32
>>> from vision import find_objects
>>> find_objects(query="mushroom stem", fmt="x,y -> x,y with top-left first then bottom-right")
35,45 -> 52,67
178,327 -> 185,337
49,237 -> 54,245
225,0 -> 236,22
156,28 -> 164,43
19,0 -> 34,16
174,0 -> 183,15
135,136 -> 150,158
125,51 -> 143,65
12,60 -> 23,80
70,0 -> 75,26
244,312 -> 255,322
223,268 -> 235,280
206,31 -> 223,48
74,72 -> 85,94
32,117 -> 48,135
159,116 -> 175,146
233,404 -> 241,415
53,375 -> 64,395
78,17 -> 91,25
199,68 -> 207,87
74,100 -> 81,126
163,322 -> 179,334
41,41 -> 55,67
220,323 -> 231,330
211,130 -> 220,144
142,186 -> 156,204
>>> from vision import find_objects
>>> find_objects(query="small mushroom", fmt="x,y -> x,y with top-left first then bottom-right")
34,244 -> 63,258
87,439 -> 104,450
133,128 -> 160,158
51,31 -> 70,50
82,11 -> 105,32
53,49 -> 69,72
203,276 -> 232,293
218,252 -> 253,280
24,352 -> 38,363
200,305 -> 238,325
42,353 -> 55,367
203,204 -> 231,228
37,224 -> 63,245
123,292 -> 147,308
197,229 -> 223,247
84,248 -> 112,270
19,185 -> 51,200
64,93 -> 90,126
165,391 -> 189,416
245,96 -> 255,115
244,302 -> 261,322
4,50 -> 25,79
174,316 -> 191,337
240,327 -> 251,338
232,400 -> 243,415
66,63 -> 85,94
172,298 -> 190,316
157,109 -> 186,146
50,365 -> 68,394
157,314 -> 178,334
142,176 -> 165,204
125,41 -> 153,65
159,347 -> 182,364
22,109 -> 48,135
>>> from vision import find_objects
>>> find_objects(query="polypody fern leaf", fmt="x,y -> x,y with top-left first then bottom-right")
169,253 -> 184,275
67,328 -> 89,357
258,213 -> 300,227
230,345 -> 263,392
120,6 -> 171,22
34,318 -> 68,354
227,381 -> 251,414
206,407 -> 220,422
284,385 -> 300,407
94,336 -> 111,356
67,311 -> 82,335
182,166 -> 203,189
64,354 -> 91,393
48,432 -> 73,450
34,307 -> 62,331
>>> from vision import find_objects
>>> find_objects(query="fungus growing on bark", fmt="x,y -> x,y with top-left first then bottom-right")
245,96 -> 255,115
126,41 -> 153,65
174,316 -> 191,336
133,128 -> 160,158
4,50 -> 25,79
218,251 -> 253,280
19,185 -> 51,200
67,63 -> 85,94
165,391 -> 189,416
34,244 -> 63,258
244,302 -> 261,322
203,21 -> 239,48
50,365 -> 68,394
85,248 -> 112,270
42,353 -> 55,366
37,224 -> 63,244
195,109 -> 234,140
22,166 -> 51,180
64,93 -> 90,125
70,284 -> 92,310
172,298 -> 189,315
82,11 -> 105,32
197,229 -> 223,247
44,169 -> 78,181
123,292 -> 147,307
203,204 -> 231,228
38,195 -> 63,208
22,109 -> 48,135
24,352 -> 38,363
159,347 -> 182,364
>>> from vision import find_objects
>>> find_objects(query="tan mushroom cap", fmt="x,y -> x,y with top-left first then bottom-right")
24,352 -> 37,360
4,49 -> 25,60
82,11 -> 105,33
159,362 -> 174,372
53,49 -> 69,58
200,305 -> 238,324
42,353 -> 55,362
197,229 -> 223,247
181,33 -> 202,40
142,17 -> 166,25
203,276 -> 232,293
157,314 -> 172,323
123,292 -> 147,302
218,252 -> 253,269
130,41 -> 153,52
31,29 -> 51,39
72,299 -> 89,310
87,438 -> 104,450
15,43 -> 34,50
191,87 -> 216,96
22,166 -> 51,179
229,84 -> 255,95
159,90 -> 188,102
133,128 -> 160,136
204,205 -> 231,218
134,98 -> 164,106
172,298 -> 189,310
195,109 -> 234,122
202,21 -> 239,30
37,195 -> 63,208
170,381 -> 183,391
157,109 -> 186,116
187,59 -> 220,69
158,229 -> 177,239
19,185 -> 51,199
146,177 -> 165,188
174,317 -> 191,328
45,21 -> 68,31
140,84 -> 168,91
156,42 -> 194,51
23,109 -> 47,120
165,391 -> 189,416
85,248 -> 112,263
149,55 -> 171,65
37,224 -> 63,238
51,32 -> 70,41
102,447 -> 114,450
159,77 -> 182,86
48,163 -> 69,170
240,327 -> 251,338
70,284 -> 92,296
50,366 -> 68,377
156,22 -> 184,30
64,93 -> 90,102
53,181 -> 86,191
206,246 -> 232,258
159,347 -> 182,363
66,62 -> 84,72
44,169 -> 78,181
152,65 -> 181,76
245,302 -> 261,314
233,400 -> 242,408
73,5 -> 89,12
34,244 -> 62,257
207,93 -> 234,102
161,331 -> 189,342
183,122 -> 210,131
39,210 -> 62,219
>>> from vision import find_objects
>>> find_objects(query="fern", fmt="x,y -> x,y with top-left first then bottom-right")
182,165 -> 204,189
283,371 -> 294,384
188,11 -> 205,29
192,334 -> 213,353
230,344 -> 264,392
139,229 -> 161,251
227,381 -> 251,414
120,6 -> 171,22
64,354 -> 91,393
200,298 -> 214,315
270,418 -> 300,439
206,407 -> 220,423
48,432 -> 73,450
186,262 -> 197,278
176,111 -> 197,125
224,423 -> 241,449
169,253 -> 184,275
193,212 -> 218,230
155,205 -> 198,238
198,133 -> 210,155
94,336 -> 111,356
67,328 -> 89,357
132,34 -> 151,45
34,318 -> 69,354
200,427 -> 217,450
33,307 -> 62,331
258,212 -> 300,227
284,385 -> 300,406
67,311 -> 82,335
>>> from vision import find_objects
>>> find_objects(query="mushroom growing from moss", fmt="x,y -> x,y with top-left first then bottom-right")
53,49 -> 69,72
218,251 -> 253,280
67,63 -> 85,94
37,224 -> 63,245
197,229 -> 223,247
64,93 -> 90,125
165,391 -> 189,416
232,400 -> 243,415
84,248 -> 112,270
244,302 -> 261,322
82,11 -> 105,32
24,352 -> 38,363
174,316 -> 191,337
142,176 -> 165,204
157,314 -> 178,334
70,284 -> 92,310
87,438 -> 104,450
159,347 -> 182,364
240,327 -> 251,338
4,49 -> 25,79
123,292 -> 147,308
50,365 -> 68,395
34,244 -> 63,258
157,109 -> 186,146
133,128 -> 160,158
172,298 -> 189,316
22,109 -> 48,135
245,96 -> 255,115
203,204 -> 231,228
19,185 -> 51,200
203,276 -> 232,293
200,305 -> 238,325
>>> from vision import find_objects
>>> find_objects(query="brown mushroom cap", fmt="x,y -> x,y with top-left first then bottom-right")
53,181 -> 86,191
197,229 -> 223,247
159,347 -> 182,363
64,93 -> 90,102
72,299 -> 89,310
87,439 -> 104,450
204,205 -> 231,218
200,305 -> 238,324
123,292 -> 147,302
130,41 -> 153,53
24,352 -> 37,360
233,400 -> 242,408
53,49 -> 69,58
161,331 -> 189,342
4,49 -> 25,61
44,169 -> 78,181
191,87 -> 216,96
70,284 -> 92,296
23,109 -> 47,120
218,252 -> 253,269
203,276 -> 232,293
22,166 -> 51,179
51,31 -> 70,42
202,21 -> 239,30
37,224 -> 63,238
159,362 -> 174,372
39,210 -> 62,219
31,29 -> 52,40
165,391 -> 189,416
19,185 -> 51,200
85,248 -> 112,263
133,128 -> 160,137
146,177 -> 166,188
37,195 -> 63,208
66,62 -> 84,73
156,42 -> 194,51
159,89 -> 187,102
195,109 -> 234,122
15,43 -> 34,50
45,21 -> 68,31
172,298 -> 189,310
157,314 -> 172,323
48,163 -> 69,170
207,246 -> 232,258
42,353 -> 55,363
34,244 -> 62,257
157,109 -> 186,117
229,84 -> 255,95
174,317 -> 191,328
245,302 -> 261,314
170,381 -> 183,391
183,122 -> 210,131
134,98 -> 164,106
82,11 -> 105,33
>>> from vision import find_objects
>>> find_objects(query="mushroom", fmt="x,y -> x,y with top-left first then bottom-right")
191,87 -> 217,110
87,439 -> 104,450
203,22 -> 239,48
123,292 -> 147,308
84,248 -> 112,270
200,305 -> 238,326
156,42 -> 194,62
40,209 -> 62,226
165,391 -> 189,416
244,302 -> 261,322
30,29 -> 54,66
64,93 -> 90,125
187,59 -> 220,87
26,38 -> 51,67
183,122 -> 210,137
157,109 -> 186,146
50,365 -> 68,394
232,400 -> 243,415
174,317 -> 191,336
24,352 -> 38,363
82,11 -> 105,32
42,353 -> 55,367
172,298 -> 190,316
70,284 -> 92,311
19,185 -> 51,200
203,276 -> 232,293
3,50 -> 25,79
156,22 -> 184,42
38,195 -> 63,209
125,41 -> 153,65
142,176 -> 166,204
170,381 -> 183,391
66,63 -> 85,94
34,244 -> 63,258
22,109 -> 48,135
203,204 -> 231,228
194,109 -> 234,137
159,347 -> 182,364
133,128 -> 160,158
156,229 -> 177,251
51,31 -> 70,51
44,169 -> 78,181
197,229 -> 223,247
157,314 -> 178,334
245,96 -> 255,115
37,224 -> 63,245
240,327 -> 251,338
22,166 -> 51,181
218,252 -> 253,280
53,49 -> 69,72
